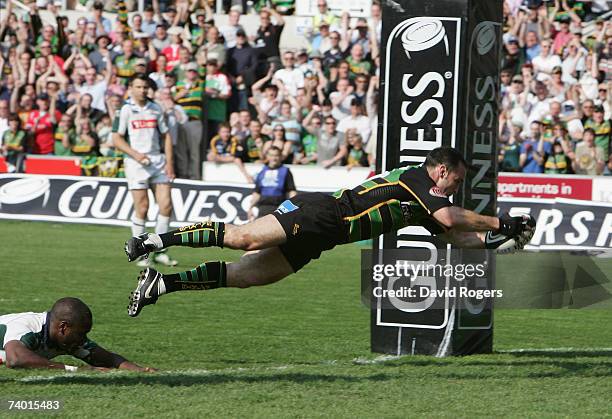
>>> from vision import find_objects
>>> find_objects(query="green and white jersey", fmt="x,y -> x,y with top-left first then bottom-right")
334,166 -> 453,243
0,312 -> 97,365
112,99 -> 169,156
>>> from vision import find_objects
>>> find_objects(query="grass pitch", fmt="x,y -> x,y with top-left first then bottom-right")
0,220 -> 611,418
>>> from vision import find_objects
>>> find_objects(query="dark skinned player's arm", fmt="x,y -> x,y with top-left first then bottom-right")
4,341 -> 67,369
432,206 -> 500,232
84,346 -> 156,372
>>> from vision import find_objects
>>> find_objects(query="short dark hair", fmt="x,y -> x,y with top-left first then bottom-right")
8,113 -> 20,123
130,73 -> 150,85
267,146 -> 282,154
50,297 -> 92,328
583,128 -> 595,136
424,147 -> 467,172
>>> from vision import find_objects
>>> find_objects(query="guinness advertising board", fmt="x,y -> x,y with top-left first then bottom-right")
373,0 -> 502,356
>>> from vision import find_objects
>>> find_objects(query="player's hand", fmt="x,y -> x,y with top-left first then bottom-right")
165,166 -> 176,181
496,212 -> 534,237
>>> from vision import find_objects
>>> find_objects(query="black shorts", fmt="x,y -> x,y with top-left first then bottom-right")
272,192 -> 347,272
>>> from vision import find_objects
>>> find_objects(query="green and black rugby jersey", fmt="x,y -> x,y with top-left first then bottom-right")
334,166 -> 453,243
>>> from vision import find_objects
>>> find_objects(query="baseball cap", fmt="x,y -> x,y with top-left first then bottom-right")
185,62 -> 198,71
512,75 -> 524,83
134,58 -> 147,66
552,66 -> 562,74
37,93 -> 49,101
236,28 -> 247,37
594,104 -> 604,113
505,34 -> 519,44
558,15 -> 571,23
310,50 -> 322,59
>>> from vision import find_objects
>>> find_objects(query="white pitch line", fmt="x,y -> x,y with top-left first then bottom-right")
498,347 -> 612,353
15,349 -> 612,382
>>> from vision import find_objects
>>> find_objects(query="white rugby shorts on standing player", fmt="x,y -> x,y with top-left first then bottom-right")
124,154 -> 169,190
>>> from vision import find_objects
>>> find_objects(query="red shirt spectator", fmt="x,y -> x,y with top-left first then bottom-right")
26,94 -> 61,155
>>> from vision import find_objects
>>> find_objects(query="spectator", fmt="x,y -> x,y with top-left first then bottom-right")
552,16 -> 572,55
243,119 -> 270,163
585,104 -> 611,156
199,26 -> 226,69
317,115 -> 346,168
219,6 -> 244,49
543,140 -> 572,174
1,113 -> 26,172
523,31 -> 541,62
158,87 -> 187,175
573,128 -> 605,175
499,119 -> 523,172
89,34 -> 116,74
520,120 -> 549,173
207,122 -> 252,181
532,39 -> 562,79
311,0 -> 339,36
344,129 -> 368,168
248,146 -> 297,221
174,61 -> 205,180
595,84 -> 610,119
205,58 -> 232,140
152,24 -> 170,52
501,35 -> 525,75
337,98 -> 371,143
141,6 -> 158,36
295,111 -> 322,165
250,67 -> 282,123
561,40 -> 586,84
226,29 -> 258,112
322,31 -> 347,70
78,59 -> 112,113
90,1 -> 112,35
54,114 -> 75,156
330,77 -> 354,121
345,43 -> 371,80
273,51 -> 304,97
253,7 -> 285,71
266,124 -> 293,164
26,93 -> 60,155
162,27 -> 190,72
272,100 -> 301,150
113,39 -> 138,86
72,117 -> 98,157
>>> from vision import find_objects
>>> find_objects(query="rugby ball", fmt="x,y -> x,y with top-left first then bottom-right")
485,214 -> 536,254
484,231 -> 520,254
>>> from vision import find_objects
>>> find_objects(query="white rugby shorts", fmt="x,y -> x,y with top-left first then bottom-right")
124,154 -> 169,190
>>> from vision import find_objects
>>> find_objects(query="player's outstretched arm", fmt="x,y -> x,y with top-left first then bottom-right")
84,346 -> 156,372
438,230 -> 486,248
433,206 -> 499,232
4,340 -> 72,370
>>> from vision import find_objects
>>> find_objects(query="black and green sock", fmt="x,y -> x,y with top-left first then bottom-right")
159,222 -> 225,249
162,261 -> 227,293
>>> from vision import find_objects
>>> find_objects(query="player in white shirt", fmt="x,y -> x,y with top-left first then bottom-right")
0,297 -> 154,371
113,74 -> 178,267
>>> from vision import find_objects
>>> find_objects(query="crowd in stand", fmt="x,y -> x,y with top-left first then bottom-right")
0,0 -> 610,178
